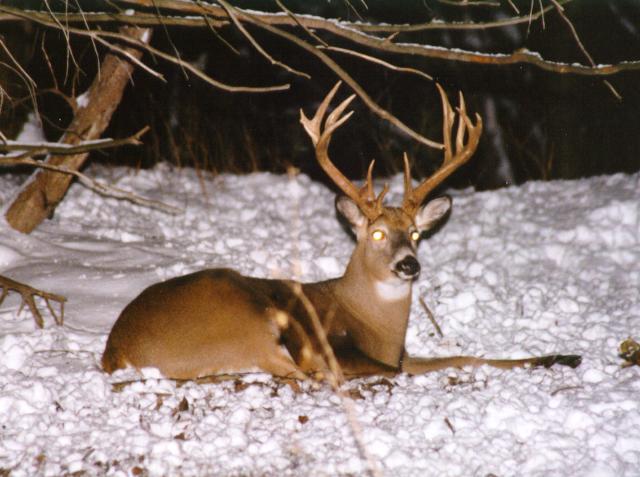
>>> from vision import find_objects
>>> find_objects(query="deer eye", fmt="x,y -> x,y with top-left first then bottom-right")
371,230 -> 386,241
410,231 -> 421,241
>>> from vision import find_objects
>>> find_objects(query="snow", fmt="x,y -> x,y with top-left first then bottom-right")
0,164 -> 639,476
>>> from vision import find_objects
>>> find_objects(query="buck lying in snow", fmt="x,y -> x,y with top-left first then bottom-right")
102,83 -> 581,381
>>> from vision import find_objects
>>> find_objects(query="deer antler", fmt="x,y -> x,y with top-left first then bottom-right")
402,84 -> 483,215
300,82 -> 388,221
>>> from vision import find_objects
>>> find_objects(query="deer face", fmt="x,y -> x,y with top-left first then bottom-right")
337,195 -> 451,299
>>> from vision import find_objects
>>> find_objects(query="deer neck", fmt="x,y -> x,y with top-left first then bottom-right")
328,246 -> 412,368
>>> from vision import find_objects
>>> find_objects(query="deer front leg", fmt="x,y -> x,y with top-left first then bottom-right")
401,353 -> 582,374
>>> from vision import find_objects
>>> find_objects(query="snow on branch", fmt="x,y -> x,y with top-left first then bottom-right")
1,2 -> 638,78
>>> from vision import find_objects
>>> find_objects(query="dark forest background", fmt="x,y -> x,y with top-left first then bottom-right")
1,0 -> 639,192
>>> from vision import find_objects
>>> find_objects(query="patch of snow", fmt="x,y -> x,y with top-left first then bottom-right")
0,166 -> 639,475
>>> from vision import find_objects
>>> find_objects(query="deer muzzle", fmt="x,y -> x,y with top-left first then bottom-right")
394,255 -> 420,280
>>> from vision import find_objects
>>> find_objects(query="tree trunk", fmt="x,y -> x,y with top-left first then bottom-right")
4,27 -> 152,234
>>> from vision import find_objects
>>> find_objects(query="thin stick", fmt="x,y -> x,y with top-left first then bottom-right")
239,10 -> 444,150
0,157 -> 181,214
217,0 -> 310,79
283,170 -> 380,477
0,126 -> 149,154
2,3 -> 638,77
419,296 -> 443,338
275,0 -> 328,47
0,5 -> 289,93
321,45 -> 433,81
549,0 -> 621,100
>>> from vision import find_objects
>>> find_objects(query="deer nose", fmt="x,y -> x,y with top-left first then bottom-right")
395,256 -> 420,279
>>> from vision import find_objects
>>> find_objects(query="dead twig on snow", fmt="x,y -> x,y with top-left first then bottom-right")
0,275 -> 66,327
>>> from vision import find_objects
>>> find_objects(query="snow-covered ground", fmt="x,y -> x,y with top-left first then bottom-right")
0,165 -> 638,476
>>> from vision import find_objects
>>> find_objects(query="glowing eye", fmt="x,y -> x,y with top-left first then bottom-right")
411,231 -> 421,241
371,230 -> 386,241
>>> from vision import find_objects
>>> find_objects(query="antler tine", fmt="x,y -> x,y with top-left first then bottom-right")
364,159 -> 376,200
403,152 -> 412,194
402,84 -> 483,214
300,81 -> 342,146
300,82 -> 383,220
455,91 -> 468,154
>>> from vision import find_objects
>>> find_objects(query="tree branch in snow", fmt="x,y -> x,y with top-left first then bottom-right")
0,275 -> 66,327
1,156 -> 182,214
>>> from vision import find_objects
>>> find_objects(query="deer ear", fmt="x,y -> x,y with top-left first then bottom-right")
415,196 -> 451,232
336,196 -> 367,229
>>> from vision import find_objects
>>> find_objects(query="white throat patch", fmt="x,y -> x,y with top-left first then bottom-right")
374,279 -> 411,302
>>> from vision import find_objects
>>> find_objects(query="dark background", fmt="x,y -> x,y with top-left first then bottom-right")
1,0 -> 639,191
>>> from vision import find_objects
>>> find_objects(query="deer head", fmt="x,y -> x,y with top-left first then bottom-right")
300,82 -> 483,301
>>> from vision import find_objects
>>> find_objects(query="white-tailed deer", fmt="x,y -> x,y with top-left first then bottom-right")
102,83 -> 581,381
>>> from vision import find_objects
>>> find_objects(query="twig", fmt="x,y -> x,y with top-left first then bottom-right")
217,0 -> 311,79
321,45 -> 433,81
0,156 -> 181,214
285,282 -> 382,477
437,0 -> 500,7
282,169 -> 380,477
550,385 -> 582,396
419,296 -> 443,338
0,275 -> 66,327
239,10 -> 444,150
0,5 -> 289,93
549,0 -> 622,100
2,2 -> 638,77
0,36 -> 39,114
0,126 -> 149,154
195,0 -> 240,55
275,0 -> 328,47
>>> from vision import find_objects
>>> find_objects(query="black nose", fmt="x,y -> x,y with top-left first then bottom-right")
395,256 -> 420,278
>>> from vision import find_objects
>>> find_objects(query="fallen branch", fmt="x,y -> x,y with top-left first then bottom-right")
4,26 -> 153,234
1,156 -> 182,214
0,275 -> 66,327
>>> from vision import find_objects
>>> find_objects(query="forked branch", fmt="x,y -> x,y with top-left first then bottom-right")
0,275 -> 66,327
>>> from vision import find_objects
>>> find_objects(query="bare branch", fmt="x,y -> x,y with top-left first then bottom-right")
0,5 -> 289,93
419,296 -> 443,338
0,275 -> 66,327
0,126 -> 149,155
240,10 -> 444,150
0,155 -> 182,214
437,0 -> 500,7
320,45 -> 433,81
216,0 -> 310,79
1,2 -> 638,76
549,0 -> 622,100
